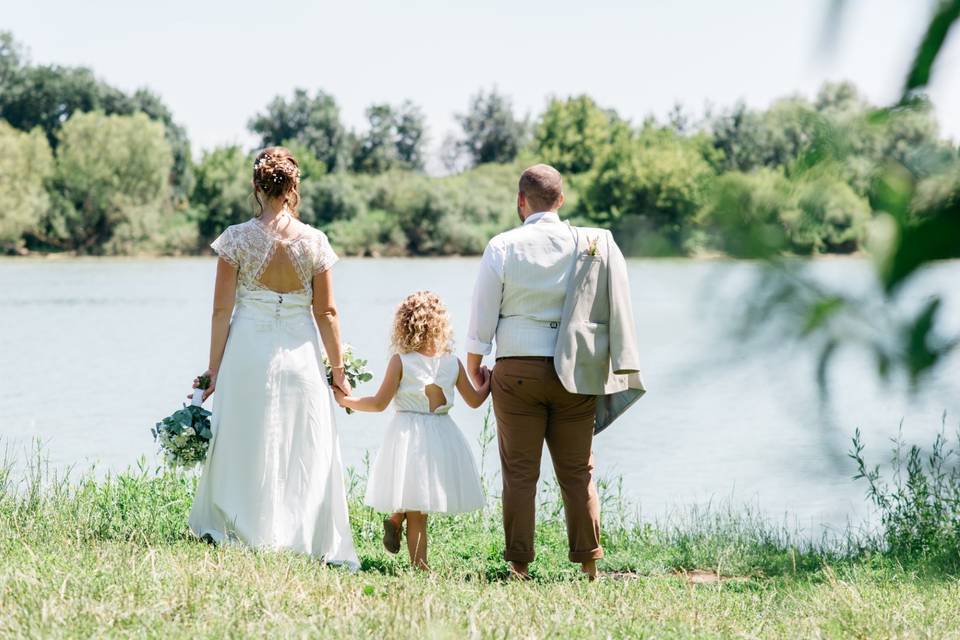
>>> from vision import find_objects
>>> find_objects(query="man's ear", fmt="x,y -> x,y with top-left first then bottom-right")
556,193 -> 565,210
517,192 -> 525,209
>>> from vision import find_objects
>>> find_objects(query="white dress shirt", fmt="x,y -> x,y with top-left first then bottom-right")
466,211 -> 577,358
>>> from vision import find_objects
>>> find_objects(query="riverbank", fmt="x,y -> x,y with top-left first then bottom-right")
1,458 -> 958,639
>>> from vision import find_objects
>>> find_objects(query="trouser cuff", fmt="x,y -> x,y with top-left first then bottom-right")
503,550 -> 536,563
569,547 -> 604,563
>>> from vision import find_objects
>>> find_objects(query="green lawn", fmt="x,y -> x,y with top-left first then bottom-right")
1,459 -> 958,638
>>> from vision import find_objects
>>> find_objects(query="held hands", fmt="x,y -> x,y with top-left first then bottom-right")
332,385 -> 350,409
473,365 -> 492,399
330,366 -> 352,396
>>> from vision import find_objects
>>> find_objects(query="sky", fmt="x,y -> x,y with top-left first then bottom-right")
4,0 -> 959,171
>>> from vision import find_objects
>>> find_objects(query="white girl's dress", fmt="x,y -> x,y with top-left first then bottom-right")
365,353 -> 485,514
188,218 -> 359,570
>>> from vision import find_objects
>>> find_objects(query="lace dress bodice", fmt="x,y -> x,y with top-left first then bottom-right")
394,353 -> 459,415
211,218 -> 338,295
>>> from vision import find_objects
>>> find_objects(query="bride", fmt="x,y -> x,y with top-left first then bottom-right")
188,146 -> 359,569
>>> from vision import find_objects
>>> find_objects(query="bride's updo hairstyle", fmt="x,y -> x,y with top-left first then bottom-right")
391,291 -> 454,356
253,146 -> 301,217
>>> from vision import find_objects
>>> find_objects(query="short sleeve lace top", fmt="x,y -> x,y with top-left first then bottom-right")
210,218 -> 338,294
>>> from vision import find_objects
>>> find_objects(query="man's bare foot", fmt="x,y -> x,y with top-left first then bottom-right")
581,560 -> 598,581
509,561 -> 531,580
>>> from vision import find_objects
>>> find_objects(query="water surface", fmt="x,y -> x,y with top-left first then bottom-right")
1,256 -> 958,534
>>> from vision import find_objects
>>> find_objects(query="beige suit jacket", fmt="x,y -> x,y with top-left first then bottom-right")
554,226 -> 646,433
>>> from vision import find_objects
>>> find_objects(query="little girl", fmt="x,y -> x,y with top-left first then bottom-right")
334,291 -> 489,570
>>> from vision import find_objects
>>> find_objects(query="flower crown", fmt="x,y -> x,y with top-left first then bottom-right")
254,156 -> 300,184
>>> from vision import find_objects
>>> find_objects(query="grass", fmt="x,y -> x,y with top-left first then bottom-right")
1,436 -> 960,638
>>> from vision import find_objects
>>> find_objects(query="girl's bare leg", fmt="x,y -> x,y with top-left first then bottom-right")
405,511 -> 429,571
389,512 -> 405,528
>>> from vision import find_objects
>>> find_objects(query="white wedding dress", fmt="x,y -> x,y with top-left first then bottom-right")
188,218 -> 359,570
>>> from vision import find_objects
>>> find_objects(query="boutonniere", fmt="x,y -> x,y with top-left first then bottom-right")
586,236 -> 600,257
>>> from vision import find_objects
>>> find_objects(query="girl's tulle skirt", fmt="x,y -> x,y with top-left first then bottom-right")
365,411 -> 485,515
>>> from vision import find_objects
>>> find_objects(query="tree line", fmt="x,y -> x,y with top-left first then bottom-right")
1,30 -> 957,257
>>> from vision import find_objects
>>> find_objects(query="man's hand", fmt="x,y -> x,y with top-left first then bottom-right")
467,352 -> 486,388
476,365 -> 492,398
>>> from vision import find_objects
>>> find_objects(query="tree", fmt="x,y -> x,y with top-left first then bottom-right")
710,97 -> 821,173
0,64 -> 128,146
786,175 -> 871,253
351,101 -> 428,173
127,88 -> 193,203
582,127 -> 715,247
42,111 -> 173,253
697,169 -> 793,258
455,89 -> 527,166
191,145 -> 252,241
729,0 -> 960,394
814,81 -> 866,113
395,101 -> 427,170
0,31 -> 24,93
0,120 -> 53,252
249,89 -> 347,171
352,104 -> 399,174
532,95 -> 625,174
0,33 -> 191,201
708,102 -> 767,172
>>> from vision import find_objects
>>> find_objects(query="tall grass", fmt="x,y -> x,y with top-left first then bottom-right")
2,414 -> 960,637
849,412 -> 960,569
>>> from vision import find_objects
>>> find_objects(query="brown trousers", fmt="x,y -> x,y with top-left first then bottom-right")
492,357 -> 602,563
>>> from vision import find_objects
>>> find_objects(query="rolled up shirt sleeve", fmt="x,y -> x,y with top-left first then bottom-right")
466,241 -> 505,356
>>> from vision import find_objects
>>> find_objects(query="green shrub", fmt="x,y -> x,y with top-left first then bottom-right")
41,111 -> 176,254
785,176 -> 870,253
849,415 -> 960,567
0,120 -> 53,252
192,145 -> 253,242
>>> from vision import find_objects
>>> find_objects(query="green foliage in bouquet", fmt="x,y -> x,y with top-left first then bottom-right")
152,374 -> 213,467
323,345 -> 374,414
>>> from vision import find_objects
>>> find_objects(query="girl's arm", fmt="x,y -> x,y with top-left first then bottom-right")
194,258 -> 237,400
456,359 -> 491,409
312,268 -> 350,395
334,354 -> 403,413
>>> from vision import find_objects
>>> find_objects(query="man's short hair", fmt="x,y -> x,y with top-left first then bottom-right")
519,164 -> 563,211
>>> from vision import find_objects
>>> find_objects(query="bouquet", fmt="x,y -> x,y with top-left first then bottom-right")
152,374 -> 214,468
323,344 -> 374,413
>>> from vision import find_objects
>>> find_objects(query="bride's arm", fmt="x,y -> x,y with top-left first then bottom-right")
312,268 -> 350,394
335,355 -> 402,413
196,258 -> 237,400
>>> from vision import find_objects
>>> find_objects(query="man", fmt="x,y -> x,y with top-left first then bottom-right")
466,164 -> 645,580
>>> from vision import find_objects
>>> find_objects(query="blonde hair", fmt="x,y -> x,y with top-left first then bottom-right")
391,291 -> 454,355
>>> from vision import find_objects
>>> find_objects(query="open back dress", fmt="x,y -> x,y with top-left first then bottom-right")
188,217 -> 359,570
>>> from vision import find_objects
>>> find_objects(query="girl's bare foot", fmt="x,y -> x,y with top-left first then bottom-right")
382,515 -> 404,554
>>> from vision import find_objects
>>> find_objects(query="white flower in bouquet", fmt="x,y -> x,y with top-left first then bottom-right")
151,373 -> 215,468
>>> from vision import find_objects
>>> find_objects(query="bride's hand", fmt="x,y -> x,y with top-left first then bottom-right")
330,367 -> 351,396
188,370 -> 217,401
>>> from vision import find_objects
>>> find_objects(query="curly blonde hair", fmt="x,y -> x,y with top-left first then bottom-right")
391,291 -> 454,355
